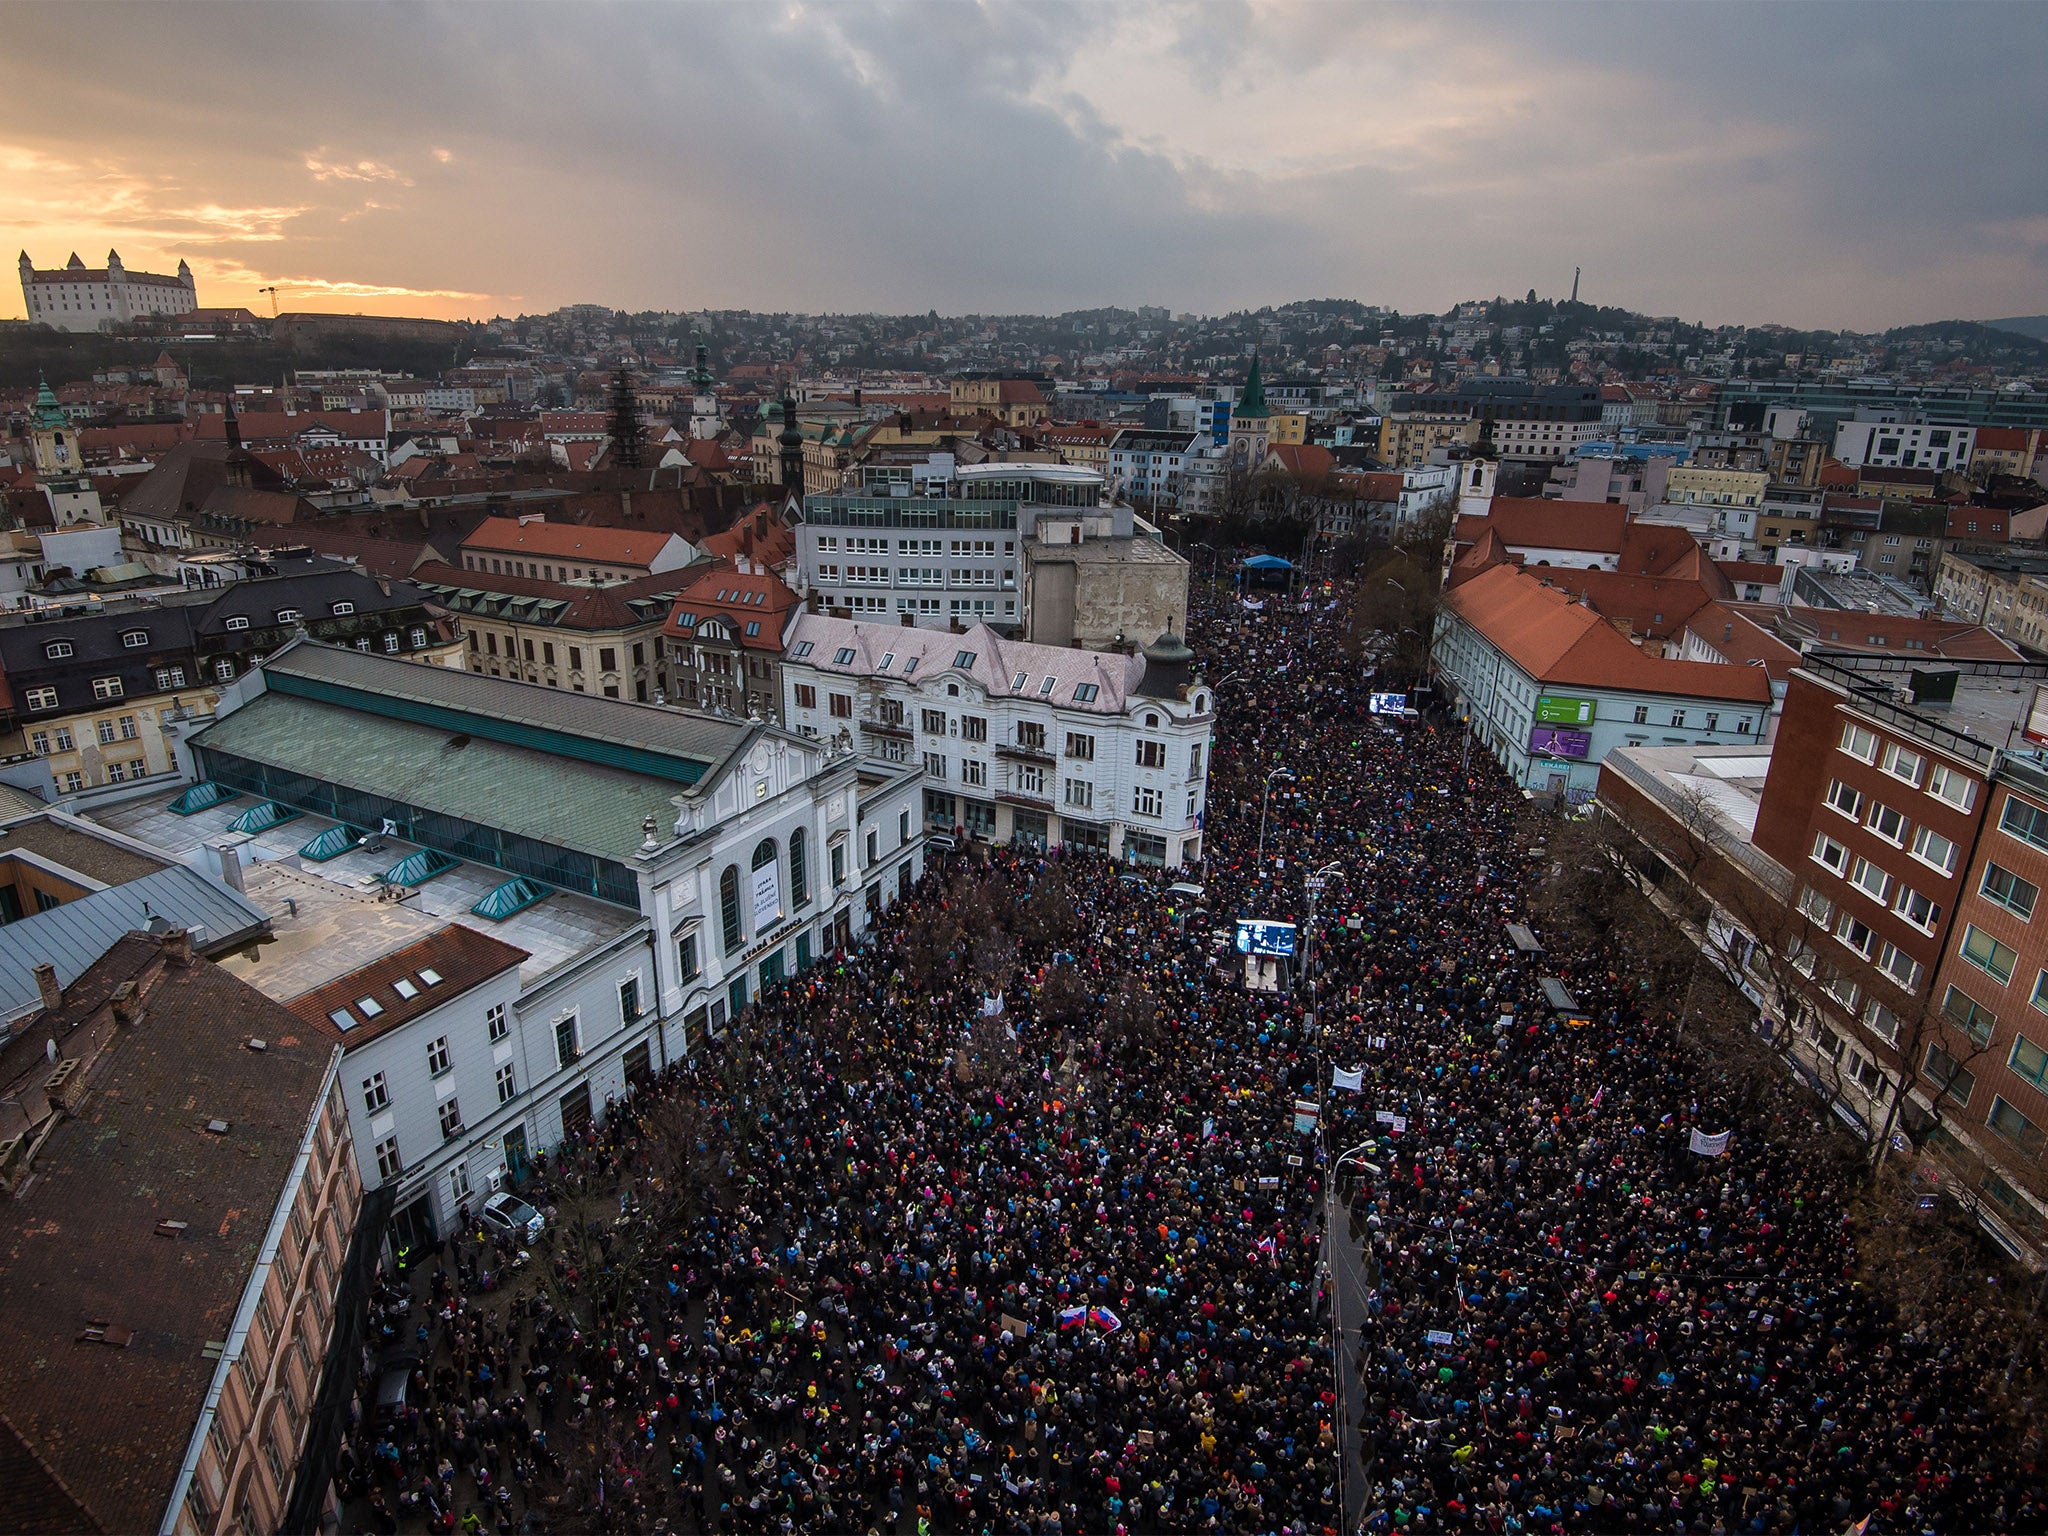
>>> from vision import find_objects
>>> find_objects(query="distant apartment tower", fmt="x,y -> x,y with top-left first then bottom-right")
20,249 -> 197,332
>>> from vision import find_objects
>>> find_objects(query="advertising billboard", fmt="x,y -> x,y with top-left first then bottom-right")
1534,695 -> 1596,725
1235,919 -> 1298,957
1529,724 -> 1592,759
1368,692 -> 1409,716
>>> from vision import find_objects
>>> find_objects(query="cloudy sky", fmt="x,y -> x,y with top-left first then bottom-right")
5,1 -> 2044,330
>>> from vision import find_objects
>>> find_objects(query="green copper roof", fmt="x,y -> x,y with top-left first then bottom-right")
227,799 -> 302,834
1238,352 -> 1267,420
168,781 -> 239,816
33,375 -> 66,430
298,823 -> 363,862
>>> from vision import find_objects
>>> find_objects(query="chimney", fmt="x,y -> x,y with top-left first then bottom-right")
111,980 -> 143,1025
162,927 -> 193,967
214,842 -> 245,893
34,962 -> 62,1012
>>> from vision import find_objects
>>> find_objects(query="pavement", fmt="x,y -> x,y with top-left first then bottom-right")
1326,1170 -> 1378,1534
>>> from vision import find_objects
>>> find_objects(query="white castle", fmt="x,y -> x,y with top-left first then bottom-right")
19,249 -> 198,332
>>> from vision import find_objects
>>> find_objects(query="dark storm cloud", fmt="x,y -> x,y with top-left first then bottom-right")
2,1 -> 2041,326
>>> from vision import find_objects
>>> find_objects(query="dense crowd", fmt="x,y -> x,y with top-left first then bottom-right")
331,561 -> 2045,1535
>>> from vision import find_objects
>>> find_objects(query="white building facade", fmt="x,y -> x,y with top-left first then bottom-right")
20,250 -> 197,332
780,614 -> 1213,867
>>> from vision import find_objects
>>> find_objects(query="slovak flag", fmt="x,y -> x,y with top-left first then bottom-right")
1058,1307 -> 1087,1331
1088,1306 -> 1123,1334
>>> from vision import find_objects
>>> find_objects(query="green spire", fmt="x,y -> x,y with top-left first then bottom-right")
33,374 -> 66,430
1238,351 -> 1267,419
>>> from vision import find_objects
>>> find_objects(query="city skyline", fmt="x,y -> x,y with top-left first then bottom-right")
4,1 -> 2046,331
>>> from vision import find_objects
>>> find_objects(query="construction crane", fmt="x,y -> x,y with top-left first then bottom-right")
260,285 -> 280,316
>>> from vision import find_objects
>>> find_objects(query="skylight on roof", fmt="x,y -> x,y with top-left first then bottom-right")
1013,672 -> 1028,690
745,621 -> 760,637
903,658 -> 918,674
356,996 -> 385,1018
879,652 -> 895,670
1038,675 -> 1057,696
955,651 -> 976,668
1074,682 -> 1099,703
393,978 -> 420,1000
328,1008 -> 356,1031
834,647 -> 856,665
419,968 -> 443,986
793,641 -> 814,658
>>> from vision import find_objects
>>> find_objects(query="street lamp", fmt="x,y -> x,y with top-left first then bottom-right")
1256,766 -> 1296,872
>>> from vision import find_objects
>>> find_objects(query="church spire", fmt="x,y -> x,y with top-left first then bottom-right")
1239,350 -> 1267,419
778,387 -> 805,497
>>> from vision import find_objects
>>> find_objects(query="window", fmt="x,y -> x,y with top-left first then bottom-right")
1811,833 -> 1851,876
2010,1034 -> 2048,1090
953,651 -> 977,669
1944,985 -> 1998,1046
1879,742 -> 1925,786
439,1099 -> 464,1141
923,751 -> 947,778
1824,779 -> 1864,820
1863,997 -> 1901,1043
427,1037 -> 452,1078
1798,886 -> 1834,926
1927,764 -> 1975,812
26,687 -> 58,711
554,1015 -> 580,1068
1016,721 -> 1047,751
1836,913 -> 1877,959
276,609 -> 300,624
44,640 -> 73,660
720,864 -> 742,952
1876,942 -> 1920,989
419,968 -> 442,986
790,827 -> 809,908
619,976 -> 641,1023
961,759 -> 987,787
1848,856 -> 1890,903
383,632 -> 400,653
60,772 -> 82,793
1961,923 -> 2017,984
1135,739 -> 1167,770
361,1072 -> 388,1113
1866,802 -> 1906,845
922,709 -> 948,735
1134,786 -> 1164,818
792,641 -> 814,659
829,838 -> 846,887
829,693 -> 853,718
331,601 -> 356,616
1987,1097 -> 2045,1157
496,1061 -> 518,1104
1074,683 -> 1099,703
224,613 -> 251,632
487,1002 -> 508,1041
961,716 -> 987,743
215,658 -> 235,681
154,668 -> 185,690
96,719 -> 117,745
121,630 -> 148,649
1064,778 -> 1093,809
375,1135 -> 403,1181
1016,765 -> 1045,795
2000,795 -> 2048,852
1840,722 -> 1879,762
834,647 -> 857,665
1894,885 -> 1939,932
1910,826 -> 1957,876
1982,863 -> 2038,920
1632,705 -> 1649,725
794,684 -> 818,710
409,627 -> 427,648
93,676 -> 123,700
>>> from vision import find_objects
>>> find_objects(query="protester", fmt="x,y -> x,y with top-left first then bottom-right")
332,558 -> 2043,1536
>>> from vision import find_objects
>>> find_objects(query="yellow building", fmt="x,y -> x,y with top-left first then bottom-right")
1663,466 -> 1768,509
1378,413 -> 1481,470
947,377 -> 1049,427
1268,412 -> 1309,447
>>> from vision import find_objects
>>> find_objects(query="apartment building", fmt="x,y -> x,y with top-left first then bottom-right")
780,614 -> 1212,867
1106,429 -> 1202,507
796,460 -> 1101,631
459,516 -> 697,585
1833,414 -> 1978,473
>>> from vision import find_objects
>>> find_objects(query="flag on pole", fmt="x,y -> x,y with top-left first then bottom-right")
1087,1306 -> 1123,1334
1057,1307 -> 1087,1331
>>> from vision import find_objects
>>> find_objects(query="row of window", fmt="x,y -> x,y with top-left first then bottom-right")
814,536 -> 1009,556
470,633 -> 637,672
1836,724 -> 1977,810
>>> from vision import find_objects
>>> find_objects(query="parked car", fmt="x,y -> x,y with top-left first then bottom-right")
374,1348 -> 422,1422
479,1191 -> 544,1240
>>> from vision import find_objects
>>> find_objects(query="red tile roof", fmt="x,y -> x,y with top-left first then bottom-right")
290,924 -> 528,1045
1455,497 -> 1631,558
1265,443 -> 1336,479
461,516 -> 681,566
663,566 -> 800,651
1442,562 -> 1772,702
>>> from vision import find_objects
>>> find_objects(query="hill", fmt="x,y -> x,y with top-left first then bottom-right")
1985,316 -> 2048,343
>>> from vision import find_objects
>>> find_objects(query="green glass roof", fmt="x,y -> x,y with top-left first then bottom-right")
472,875 -> 549,921
382,848 -> 459,887
298,823 -> 363,862
228,799 -> 302,834
168,781 -> 239,816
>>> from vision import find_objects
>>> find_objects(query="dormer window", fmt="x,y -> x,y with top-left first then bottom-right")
954,651 -> 976,669
834,647 -> 856,665
331,601 -> 355,616
43,641 -> 73,660
120,630 -> 149,649
792,641 -> 813,658
225,616 -> 249,632
1074,683 -> 1099,703
275,609 -> 300,624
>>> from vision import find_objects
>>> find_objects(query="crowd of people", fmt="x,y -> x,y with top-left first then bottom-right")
330,559 -> 2045,1535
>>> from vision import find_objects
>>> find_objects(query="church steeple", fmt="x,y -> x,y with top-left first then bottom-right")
777,388 -> 805,497
1238,351 -> 1267,419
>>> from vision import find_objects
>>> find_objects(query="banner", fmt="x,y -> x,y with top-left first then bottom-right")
750,861 -> 781,932
1332,1066 -> 1364,1092
1688,1127 -> 1732,1157
1292,1099 -> 1321,1135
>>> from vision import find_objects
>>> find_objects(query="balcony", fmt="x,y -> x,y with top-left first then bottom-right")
996,788 -> 1054,812
859,716 -> 911,739
996,741 -> 1054,765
